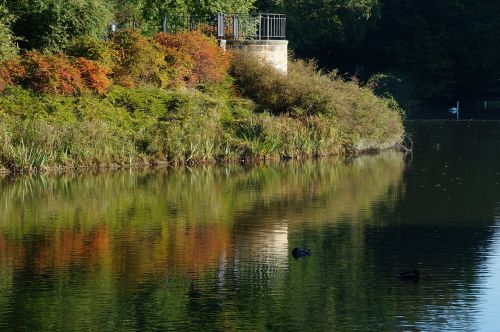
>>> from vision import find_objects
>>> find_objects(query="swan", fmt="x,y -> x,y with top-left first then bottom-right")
449,101 -> 460,120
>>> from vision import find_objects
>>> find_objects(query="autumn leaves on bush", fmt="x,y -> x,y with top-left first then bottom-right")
0,30 -> 230,95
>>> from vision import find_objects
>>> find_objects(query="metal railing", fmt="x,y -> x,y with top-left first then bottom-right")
161,13 -> 286,40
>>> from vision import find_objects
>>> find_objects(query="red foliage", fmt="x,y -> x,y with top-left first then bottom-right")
0,52 -> 111,96
155,31 -> 230,86
75,58 -> 111,95
0,58 -> 25,92
22,52 -> 86,95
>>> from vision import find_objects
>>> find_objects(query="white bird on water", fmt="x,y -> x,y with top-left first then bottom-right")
449,101 -> 460,120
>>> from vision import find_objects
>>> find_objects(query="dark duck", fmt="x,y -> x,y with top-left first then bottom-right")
396,270 -> 420,282
292,247 -> 311,259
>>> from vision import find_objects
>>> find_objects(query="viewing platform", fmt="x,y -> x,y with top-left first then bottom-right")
162,13 -> 289,73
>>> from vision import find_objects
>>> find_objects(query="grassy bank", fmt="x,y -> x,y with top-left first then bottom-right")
0,34 -> 404,173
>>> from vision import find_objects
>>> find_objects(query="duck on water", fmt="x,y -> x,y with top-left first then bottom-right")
292,247 -> 311,259
396,270 -> 420,282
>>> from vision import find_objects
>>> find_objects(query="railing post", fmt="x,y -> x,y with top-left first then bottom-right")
162,14 -> 168,33
266,15 -> 270,40
258,14 -> 262,40
233,15 -> 239,40
217,12 -> 224,39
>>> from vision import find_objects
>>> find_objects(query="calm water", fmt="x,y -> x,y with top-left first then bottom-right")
1,121 -> 500,331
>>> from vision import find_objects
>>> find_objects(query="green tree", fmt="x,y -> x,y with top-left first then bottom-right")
255,0 -> 381,66
0,4 -> 17,61
115,0 -> 255,35
4,0 -> 114,51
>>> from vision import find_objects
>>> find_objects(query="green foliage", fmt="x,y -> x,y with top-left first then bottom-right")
4,0 -> 113,51
366,72 -> 415,113
0,5 -> 17,61
255,0 -> 381,65
115,0 -> 255,35
110,29 -> 169,87
230,51 -> 404,152
0,80 -> 404,172
65,35 -> 116,67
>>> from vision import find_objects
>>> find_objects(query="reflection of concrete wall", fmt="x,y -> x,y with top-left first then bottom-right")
227,40 -> 288,73
233,223 -> 289,280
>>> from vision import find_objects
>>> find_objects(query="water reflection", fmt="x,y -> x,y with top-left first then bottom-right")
0,123 -> 499,331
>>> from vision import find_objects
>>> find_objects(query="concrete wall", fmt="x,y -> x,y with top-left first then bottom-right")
225,40 -> 288,74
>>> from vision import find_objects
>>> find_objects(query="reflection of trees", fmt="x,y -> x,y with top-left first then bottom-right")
0,151 -> 405,330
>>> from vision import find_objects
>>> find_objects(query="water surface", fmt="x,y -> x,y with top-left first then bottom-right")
1,121 -> 500,331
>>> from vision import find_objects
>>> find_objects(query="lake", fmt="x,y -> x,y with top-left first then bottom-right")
1,121 -> 500,331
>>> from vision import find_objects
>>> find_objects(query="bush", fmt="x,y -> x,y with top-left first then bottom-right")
0,52 -> 111,96
155,31 -> 230,87
0,58 -> 25,92
366,72 -> 416,111
74,58 -> 111,95
110,30 -> 169,88
65,35 -> 116,67
21,52 -> 86,95
230,51 -> 404,152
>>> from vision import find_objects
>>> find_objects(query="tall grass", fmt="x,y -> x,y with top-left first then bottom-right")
0,52 -> 404,173
230,51 -> 405,153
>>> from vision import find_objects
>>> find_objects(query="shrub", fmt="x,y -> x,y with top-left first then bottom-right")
366,72 -> 416,111
155,31 -> 230,87
230,51 -> 404,152
110,30 -> 169,88
0,58 -> 25,92
20,52 -> 86,96
74,58 -> 111,95
0,52 -> 111,95
65,35 -> 116,67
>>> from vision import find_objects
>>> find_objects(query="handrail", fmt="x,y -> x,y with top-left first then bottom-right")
161,13 -> 286,40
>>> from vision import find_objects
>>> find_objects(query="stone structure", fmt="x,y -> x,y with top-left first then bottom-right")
225,40 -> 289,73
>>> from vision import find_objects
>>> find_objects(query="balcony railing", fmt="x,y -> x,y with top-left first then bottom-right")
161,13 -> 286,40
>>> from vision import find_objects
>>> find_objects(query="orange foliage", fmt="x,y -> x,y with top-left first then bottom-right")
155,31 -> 230,86
75,58 -> 111,95
0,58 -> 25,92
0,52 -> 111,96
21,52 -> 87,95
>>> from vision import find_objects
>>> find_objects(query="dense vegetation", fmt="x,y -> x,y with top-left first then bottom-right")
4,0 -> 499,101
0,0 -> 404,173
256,0 -> 500,101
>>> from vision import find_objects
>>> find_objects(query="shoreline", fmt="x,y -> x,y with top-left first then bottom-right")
0,143 -> 406,177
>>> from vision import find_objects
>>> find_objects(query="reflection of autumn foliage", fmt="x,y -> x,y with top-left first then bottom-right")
0,223 -> 230,279
35,225 -> 111,272
112,223 -> 232,282
168,225 -> 231,273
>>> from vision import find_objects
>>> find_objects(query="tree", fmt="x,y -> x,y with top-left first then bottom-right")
255,0 -> 382,67
115,0 -> 256,35
0,4 -> 17,61
4,0 -> 114,51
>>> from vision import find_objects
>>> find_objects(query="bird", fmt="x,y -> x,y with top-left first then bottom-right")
292,247 -> 312,259
396,270 -> 420,282
449,101 -> 460,120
